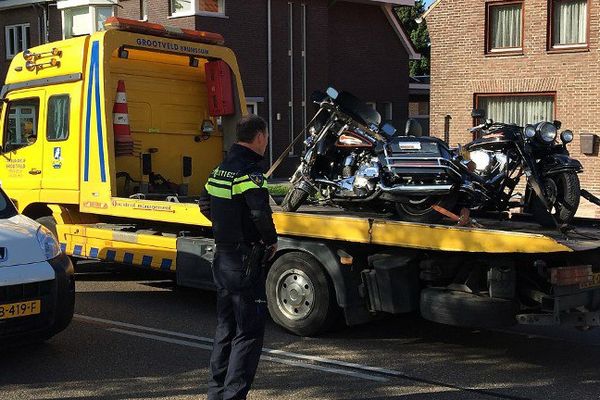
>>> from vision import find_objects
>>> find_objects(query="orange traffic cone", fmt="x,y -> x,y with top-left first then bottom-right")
113,80 -> 134,156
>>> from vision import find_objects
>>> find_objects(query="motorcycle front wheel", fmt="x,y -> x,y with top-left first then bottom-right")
531,171 -> 580,227
282,185 -> 310,212
394,194 -> 458,224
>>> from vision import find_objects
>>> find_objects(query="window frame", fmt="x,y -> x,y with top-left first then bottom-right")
46,94 -> 71,142
547,0 -> 590,52
473,92 -> 557,134
485,0 -> 524,56
4,24 -> 30,60
3,97 -> 41,152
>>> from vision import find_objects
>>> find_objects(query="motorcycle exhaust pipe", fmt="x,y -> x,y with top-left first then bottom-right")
378,183 -> 454,196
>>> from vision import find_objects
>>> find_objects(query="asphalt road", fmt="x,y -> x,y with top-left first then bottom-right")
1,261 -> 600,400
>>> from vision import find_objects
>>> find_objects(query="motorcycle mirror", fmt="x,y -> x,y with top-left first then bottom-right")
310,90 -> 327,104
485,118 -> 494,126
471,109 -> 486,119
553,120 -> 562,129
326,87 -> 339,100
381,123 -> 397,137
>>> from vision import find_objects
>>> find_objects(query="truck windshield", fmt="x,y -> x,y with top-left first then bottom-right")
0,187 -> 18,219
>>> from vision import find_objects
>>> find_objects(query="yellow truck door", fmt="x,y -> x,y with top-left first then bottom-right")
0,90 -> 46,195
41,82 -> 81,195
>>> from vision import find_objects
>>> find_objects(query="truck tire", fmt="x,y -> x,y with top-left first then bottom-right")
281,187 -> 309,212
420,288 -> 517,328
266,252 -> 337,336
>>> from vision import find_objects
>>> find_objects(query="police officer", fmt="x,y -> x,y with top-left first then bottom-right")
201,115 -> 277,400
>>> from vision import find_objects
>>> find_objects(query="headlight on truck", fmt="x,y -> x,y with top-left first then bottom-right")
36,225 -> 61,260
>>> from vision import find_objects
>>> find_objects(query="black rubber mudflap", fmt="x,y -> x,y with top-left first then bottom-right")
176,237 -> 216,290
420,288 -> 518,328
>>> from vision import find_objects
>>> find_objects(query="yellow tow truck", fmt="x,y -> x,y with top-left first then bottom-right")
2,17 -> 600,336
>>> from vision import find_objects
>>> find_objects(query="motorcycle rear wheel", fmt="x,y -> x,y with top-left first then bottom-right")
394,194 -> 458,224
282,186 -> 310,212
531,171 -> 580,227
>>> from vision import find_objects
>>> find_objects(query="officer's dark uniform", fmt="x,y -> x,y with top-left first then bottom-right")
202,143 -> 277,400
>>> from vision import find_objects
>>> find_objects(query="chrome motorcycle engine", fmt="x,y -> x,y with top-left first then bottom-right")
469,150 -> 508,177
352,158 -> 380,196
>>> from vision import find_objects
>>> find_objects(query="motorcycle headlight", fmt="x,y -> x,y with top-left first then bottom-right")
538,122 -> 557,143
561,130 -> 574,144
524,125 -> 536,139
36,225 -> 61,260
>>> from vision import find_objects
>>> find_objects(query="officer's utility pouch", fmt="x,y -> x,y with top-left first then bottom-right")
243,244 -> 266,278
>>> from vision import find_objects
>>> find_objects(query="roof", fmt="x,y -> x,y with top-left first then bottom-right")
422,0 -> 443,19
381,3 -> 421,60
0,0 -> 52,10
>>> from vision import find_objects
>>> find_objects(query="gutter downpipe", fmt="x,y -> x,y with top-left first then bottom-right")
267,0 -> 274,167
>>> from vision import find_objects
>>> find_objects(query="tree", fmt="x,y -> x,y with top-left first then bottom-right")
395,1 -> 430,77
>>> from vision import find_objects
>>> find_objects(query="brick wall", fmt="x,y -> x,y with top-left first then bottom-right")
426,0 -> 600,192
328,2 -> 409,128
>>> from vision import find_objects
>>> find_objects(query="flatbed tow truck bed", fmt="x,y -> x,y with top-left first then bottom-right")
271,205 -> 600,254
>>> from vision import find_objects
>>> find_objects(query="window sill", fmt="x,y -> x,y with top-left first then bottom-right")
169,11 -> 228,19
547,46 -> 589,54
485,49 -> 524,57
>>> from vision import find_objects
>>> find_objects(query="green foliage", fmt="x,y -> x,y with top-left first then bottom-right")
268,183 -> 291,197
395,1 -> 430,77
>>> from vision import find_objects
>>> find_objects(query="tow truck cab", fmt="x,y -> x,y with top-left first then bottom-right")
0,17 -> 244,225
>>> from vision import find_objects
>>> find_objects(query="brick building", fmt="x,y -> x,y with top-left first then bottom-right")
424,0 -> 600,193
1,0 -> 418,175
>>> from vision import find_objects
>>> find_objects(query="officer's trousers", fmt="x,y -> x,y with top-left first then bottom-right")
208,248 -> 266,400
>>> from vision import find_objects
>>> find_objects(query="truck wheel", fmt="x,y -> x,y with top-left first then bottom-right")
266,252 -> 337,336
420,288 -> 517,328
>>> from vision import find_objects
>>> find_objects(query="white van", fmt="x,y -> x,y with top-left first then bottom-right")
0,185 -> 74,343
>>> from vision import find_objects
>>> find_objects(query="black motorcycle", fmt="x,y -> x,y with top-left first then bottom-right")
282,88 -> 463,220
283,88 -> 583,227
461,113 -> 582,226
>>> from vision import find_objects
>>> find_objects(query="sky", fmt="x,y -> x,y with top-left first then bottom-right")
424,0 -> 435,7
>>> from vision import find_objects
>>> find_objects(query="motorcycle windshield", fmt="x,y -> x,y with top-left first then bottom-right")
334,91 -> 382,128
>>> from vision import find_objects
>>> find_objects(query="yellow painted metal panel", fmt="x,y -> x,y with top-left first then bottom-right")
272,212 -> 371,244
369,219 -> 573,254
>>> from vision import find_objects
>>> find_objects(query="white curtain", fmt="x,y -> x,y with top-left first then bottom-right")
479,95 -> 554,126
553,0 -> 587,45
491,4 -> 522,49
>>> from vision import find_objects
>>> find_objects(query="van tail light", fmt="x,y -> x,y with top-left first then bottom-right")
550,266 -> 593,286
104,17 -> 225,46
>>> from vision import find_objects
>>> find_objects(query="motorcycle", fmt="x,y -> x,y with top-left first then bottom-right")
283,87 -> 583,227
461,112 -> 582,227
282,87 -> 463,221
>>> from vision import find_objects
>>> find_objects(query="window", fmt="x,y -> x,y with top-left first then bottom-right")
246,101 -> 258,115
64,7 -> 91,37
95,6 -> 113,31
550,0 -> 588,48
4,24 -> 30,60
4,98 -> 40,151
199,0 -> 225,14
140,0 -> 148,20
170,0 -> 193,15
382,102 -> 393,120
486,1 -> 523,53
475,94 -> 555,126
47,96 -> 70,142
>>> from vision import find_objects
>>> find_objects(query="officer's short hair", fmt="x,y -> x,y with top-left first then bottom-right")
236,115 -> 267,143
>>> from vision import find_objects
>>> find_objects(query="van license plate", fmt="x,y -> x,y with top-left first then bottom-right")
0,300 -> 41,320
